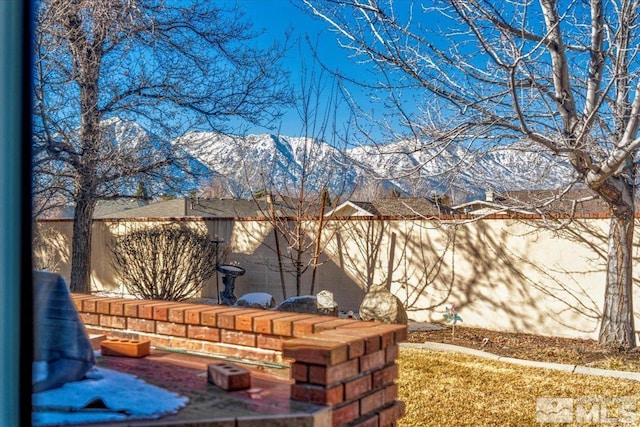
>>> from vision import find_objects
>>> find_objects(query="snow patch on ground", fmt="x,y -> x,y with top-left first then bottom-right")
32,366 -> 188,426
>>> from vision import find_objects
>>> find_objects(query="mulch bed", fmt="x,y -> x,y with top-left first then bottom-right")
407,324 -> 640,371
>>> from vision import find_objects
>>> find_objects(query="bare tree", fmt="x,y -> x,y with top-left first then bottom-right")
109,224 -> 217,301
254,64 -> 354,297
33,0 -> 292,293
304,0 -> 640,349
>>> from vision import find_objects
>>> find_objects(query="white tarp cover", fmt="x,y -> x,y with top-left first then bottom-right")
33,271 -> 95,393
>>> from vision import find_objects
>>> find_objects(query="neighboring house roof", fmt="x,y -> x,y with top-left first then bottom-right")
98,198 -> 187,219
452,188 -> 618,216
327,198 -> 451,217
46,199 -> 151,220
94,199 -> 151,218
501,188 -> 610,214
98,197 -> 298,219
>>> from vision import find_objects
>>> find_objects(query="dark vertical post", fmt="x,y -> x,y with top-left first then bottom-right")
1,0 -> 32,425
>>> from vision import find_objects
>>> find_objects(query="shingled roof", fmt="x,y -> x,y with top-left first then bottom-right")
97,197 -> 298,219
327,197 -> 451,217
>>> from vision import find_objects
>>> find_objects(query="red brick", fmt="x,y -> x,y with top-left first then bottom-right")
79,312 -> 99,326
313,318 -> 362,333
107,299 -> 127,316
184,306 -> 222,325
360,349 -> 387,373
291,362 -> 309,382
199,307 -> 238,327
220,329 -> 256,347
235,309 -> 269,332
126,317 -> 156,333
272,314 -> 315,337
101,338 -> 150,358
291,383 -> 344,406
336,320 -> 381,329
345,374 -> 372,400
283,338 -> 348,366
187,325 -> 220,342
96,298 -> 120,314
311,331 -> 366,359
385,345 -> 399,363
351,413 -> 379,427
71,294 -> 92,312
372,364 -> 398,388
256,334 -> 283,351
378,401 -> 405,426
367,324 -> 406,348
122,300 -> 147,318
384,384 -> 398,405
253,312 -> 300,334
360,388 -> 385,416
308,358 -> 359,386
331,401 -> 359,427
82,297 -> 101,313
139,301 -> 173,319
335,329 -> 381,354
217,308 -> 247,329
99,314 -> 127,329
167,304 -> 203,323
207,363 -> 251,391
156,321 -> 187,337
292,317 -> 336,337
153,303 -> 184,321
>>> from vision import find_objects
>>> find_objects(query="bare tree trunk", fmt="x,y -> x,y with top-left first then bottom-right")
599,206 -> 636,350
310,190 -> 327,295
69,196 -> 96,293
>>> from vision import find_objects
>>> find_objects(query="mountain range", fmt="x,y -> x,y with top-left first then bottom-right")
99,118 -> 577,204
177,128 -> 574,204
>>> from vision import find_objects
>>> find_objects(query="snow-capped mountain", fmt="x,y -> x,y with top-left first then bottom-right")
177,130 -> 574,202
43,118 -> 572,202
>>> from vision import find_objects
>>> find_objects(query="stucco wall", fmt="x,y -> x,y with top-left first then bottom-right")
34,216 -> 640,340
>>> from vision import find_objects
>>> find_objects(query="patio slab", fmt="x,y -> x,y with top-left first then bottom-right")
76,349 -> 329,426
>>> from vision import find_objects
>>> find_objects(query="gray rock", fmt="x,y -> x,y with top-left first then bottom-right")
236,292 -> 276,309
359,284 -> 408,324
275,295 -> 320,314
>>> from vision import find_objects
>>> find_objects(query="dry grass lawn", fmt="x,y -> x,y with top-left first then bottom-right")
397,347 -> 640,427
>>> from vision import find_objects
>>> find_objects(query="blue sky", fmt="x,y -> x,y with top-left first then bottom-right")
232,0 -> 358,137
229,0 -> 413,141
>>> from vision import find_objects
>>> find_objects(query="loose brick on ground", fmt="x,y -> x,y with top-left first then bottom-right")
207,363 -> 251,391
101,338 -> 150,358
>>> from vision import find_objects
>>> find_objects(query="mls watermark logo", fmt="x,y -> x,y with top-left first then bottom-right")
537,397 -> 638,424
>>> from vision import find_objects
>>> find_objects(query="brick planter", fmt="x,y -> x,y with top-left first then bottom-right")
72,294 -> 407,427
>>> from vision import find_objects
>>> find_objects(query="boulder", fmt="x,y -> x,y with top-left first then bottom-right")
359,284 -> 408,324
236,292 -> 276,309
275,295 -> 320,314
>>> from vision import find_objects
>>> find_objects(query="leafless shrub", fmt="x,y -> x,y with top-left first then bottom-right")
109,224 -> 217,301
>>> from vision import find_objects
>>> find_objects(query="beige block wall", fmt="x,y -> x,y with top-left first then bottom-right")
33,216 -> 640,340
